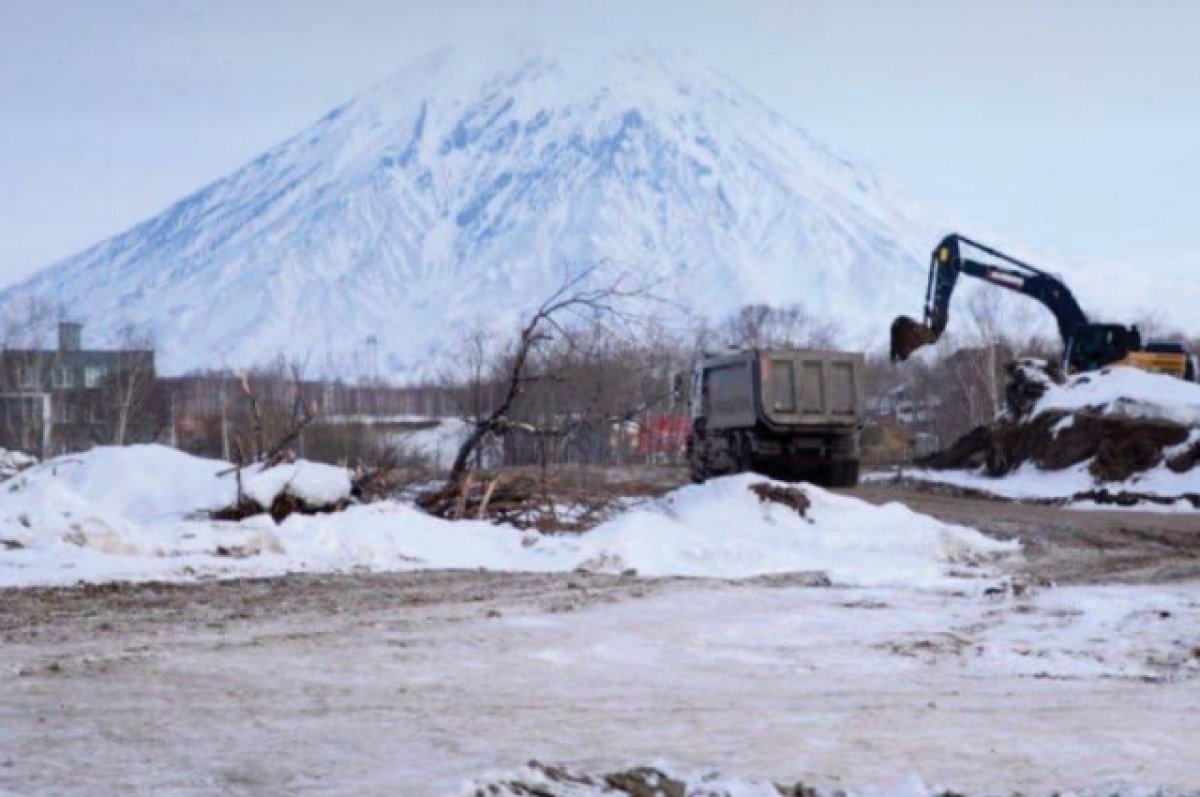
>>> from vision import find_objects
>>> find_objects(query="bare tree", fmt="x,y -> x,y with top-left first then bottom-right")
448,263 -> 654,483
720,303 -> 838,350
101,325 -> 161,445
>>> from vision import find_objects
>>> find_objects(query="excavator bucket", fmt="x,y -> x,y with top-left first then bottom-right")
890,315 -> 939,362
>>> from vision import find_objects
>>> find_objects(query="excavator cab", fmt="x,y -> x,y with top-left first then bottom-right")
1063,324 -> 1141,374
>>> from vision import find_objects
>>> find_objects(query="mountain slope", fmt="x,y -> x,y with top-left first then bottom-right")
2,48 -> 948,376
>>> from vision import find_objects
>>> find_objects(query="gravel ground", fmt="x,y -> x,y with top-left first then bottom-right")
849,483 -> 1200,584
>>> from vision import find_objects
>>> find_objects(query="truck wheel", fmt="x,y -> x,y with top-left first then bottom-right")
732,434 -> 756,475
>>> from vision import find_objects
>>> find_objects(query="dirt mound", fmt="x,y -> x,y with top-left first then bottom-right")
416,470 -> 656,532
922,360 -> 1199,490
749,482 -> 811,517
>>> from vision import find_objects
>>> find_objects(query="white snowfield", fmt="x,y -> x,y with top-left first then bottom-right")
886,366 -> 1200,509
0,445 -> 1015,588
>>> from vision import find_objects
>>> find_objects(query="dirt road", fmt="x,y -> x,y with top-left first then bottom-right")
4,569 -> 1200,796
850,483 -> 1200,584
3,491 -> 1200,796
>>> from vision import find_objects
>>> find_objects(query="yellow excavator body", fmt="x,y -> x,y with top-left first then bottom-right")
1113,350 -> 1191,379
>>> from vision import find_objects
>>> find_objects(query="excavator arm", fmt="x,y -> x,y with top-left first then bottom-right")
890,234 -> 1090,362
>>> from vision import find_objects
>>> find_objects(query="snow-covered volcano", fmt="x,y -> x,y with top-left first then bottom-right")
0,48 -> 944,377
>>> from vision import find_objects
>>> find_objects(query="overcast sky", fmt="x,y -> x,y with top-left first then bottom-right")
1,0 -> 1197,285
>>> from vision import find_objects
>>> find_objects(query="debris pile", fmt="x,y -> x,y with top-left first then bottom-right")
914,360 -> 1200,507
465,761 -> 972,797
416,470 -> 652,532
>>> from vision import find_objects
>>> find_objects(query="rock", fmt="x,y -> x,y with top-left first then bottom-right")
604,768 -> 686,797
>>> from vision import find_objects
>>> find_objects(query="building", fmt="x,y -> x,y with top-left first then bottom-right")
0,323 -> 158,456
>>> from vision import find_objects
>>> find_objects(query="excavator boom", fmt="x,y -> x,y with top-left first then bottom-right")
890,234 -> 1089,362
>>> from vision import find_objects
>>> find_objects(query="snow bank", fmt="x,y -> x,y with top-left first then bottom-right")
1033,365 -> 1200,425
889,462 -> 1200,511
566,475 -> 1015,584
0,445 -> 233,530
0,448 -> 1017,587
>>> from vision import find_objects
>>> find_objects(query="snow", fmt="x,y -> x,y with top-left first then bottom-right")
0,444 -> 234,527
0,447 -> 37,479
878,462 -> 1200,511
7,573 -> 1200,794
439,583 -> 1200,793
0,46 -> 949,378
1033,365 -> 1200,426
0,447 -> 1016,588
243,460 -> 352,507
387,417 -> 473,469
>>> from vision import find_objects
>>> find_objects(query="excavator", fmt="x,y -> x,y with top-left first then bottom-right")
890,233 -> 1197,381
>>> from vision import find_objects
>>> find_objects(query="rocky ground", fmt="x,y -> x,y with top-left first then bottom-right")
2,483 -> 1200,796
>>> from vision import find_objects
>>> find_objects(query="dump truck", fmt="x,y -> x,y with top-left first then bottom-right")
684,348 -> 865,486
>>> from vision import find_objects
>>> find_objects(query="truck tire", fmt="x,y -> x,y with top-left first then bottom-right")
732,433 -> 754,476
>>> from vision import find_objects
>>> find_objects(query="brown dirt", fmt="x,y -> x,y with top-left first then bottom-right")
749,482 -> 811,517
889,315 -> 939,361
922,410 -> 1190,484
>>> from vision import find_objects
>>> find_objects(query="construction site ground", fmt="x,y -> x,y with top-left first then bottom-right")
2,483 -> 1199,796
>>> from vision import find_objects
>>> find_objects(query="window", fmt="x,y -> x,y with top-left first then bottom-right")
52,366 -> 76,389
18,366 -> 38,389
84,365 -> 108,388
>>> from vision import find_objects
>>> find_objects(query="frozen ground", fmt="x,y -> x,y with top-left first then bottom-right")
2,570 -> 1199,796
2,448 -> 1198,795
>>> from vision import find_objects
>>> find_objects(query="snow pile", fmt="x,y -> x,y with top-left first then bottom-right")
1026,361 -> 1200,424
901,363 -> 1200,508
243,460 -> 353,508
0,448 -> 37,480
0,445 -> 234,531
0,448 -> 1016,587
567,475 -> 1015,584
